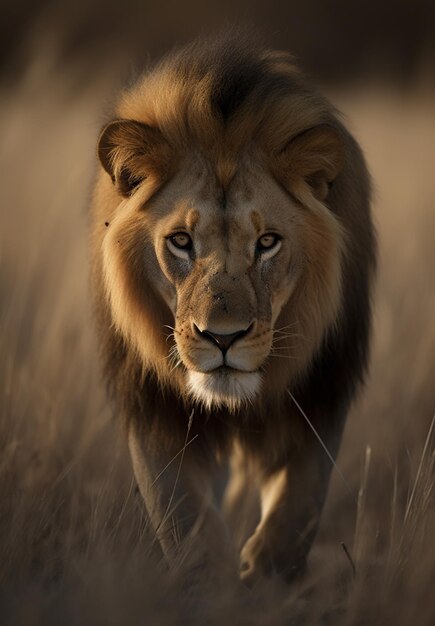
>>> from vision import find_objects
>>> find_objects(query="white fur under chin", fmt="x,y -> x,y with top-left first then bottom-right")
187,370 -> 261,412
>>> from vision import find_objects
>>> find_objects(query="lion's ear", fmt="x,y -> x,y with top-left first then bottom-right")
277,125 -> 345,201
98,119 -> 174,197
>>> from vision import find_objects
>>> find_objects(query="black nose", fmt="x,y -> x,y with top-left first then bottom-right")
194,324 -> 252,354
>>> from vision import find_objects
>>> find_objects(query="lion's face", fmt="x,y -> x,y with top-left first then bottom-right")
149,155 -> 306,409
99,123 -> 345,411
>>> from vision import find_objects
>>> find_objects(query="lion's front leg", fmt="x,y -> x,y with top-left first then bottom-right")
128,422 -> 237,585
222,443 -> 260,550
239,450 -> 332,586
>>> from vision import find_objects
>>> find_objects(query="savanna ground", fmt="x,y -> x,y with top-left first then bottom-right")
1,33 -> 435,626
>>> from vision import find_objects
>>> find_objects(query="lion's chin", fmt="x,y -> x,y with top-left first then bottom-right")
186,369 -> 261,412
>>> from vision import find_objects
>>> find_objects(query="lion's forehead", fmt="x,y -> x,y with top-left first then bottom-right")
171,171 -> 289,241
194,205 -> 258,251
153,154 -> 296,240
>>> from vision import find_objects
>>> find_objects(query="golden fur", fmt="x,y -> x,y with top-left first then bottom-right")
90,34 -> 376,585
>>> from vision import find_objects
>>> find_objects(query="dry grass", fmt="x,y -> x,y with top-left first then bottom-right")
0,55 -> 434,624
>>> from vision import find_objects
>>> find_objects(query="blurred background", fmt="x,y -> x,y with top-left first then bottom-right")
1,2 -> 434,624
2,0 -> 435,84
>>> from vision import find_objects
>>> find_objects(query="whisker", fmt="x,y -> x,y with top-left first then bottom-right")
273,323 -> 299,333
163,324 -> 180,336
272,330 -> 304,338
167,349 -> 178,362
270,347 -> 299,352
165,346 -> 178,361
169,358 -> 183,373
271,335 -> 303,345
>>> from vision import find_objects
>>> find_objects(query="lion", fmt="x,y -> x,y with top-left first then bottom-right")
90,34 -> 376,587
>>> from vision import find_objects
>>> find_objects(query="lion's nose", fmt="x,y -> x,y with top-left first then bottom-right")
194,323 -> 253,354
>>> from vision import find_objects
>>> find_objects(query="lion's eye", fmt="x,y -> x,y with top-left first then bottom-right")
257,234 -> 278,250
256,233 -> 282,261
166,232 -> 193,259
170,233 -> 192,250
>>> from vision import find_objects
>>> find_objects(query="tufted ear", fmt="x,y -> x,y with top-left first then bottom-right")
98,119 -> 174,197
276,125 -> 345,201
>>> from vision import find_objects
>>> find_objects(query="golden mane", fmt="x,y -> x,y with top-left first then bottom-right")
115,38 -> 335,189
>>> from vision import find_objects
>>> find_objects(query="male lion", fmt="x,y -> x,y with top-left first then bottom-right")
90,35 -> 376,587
